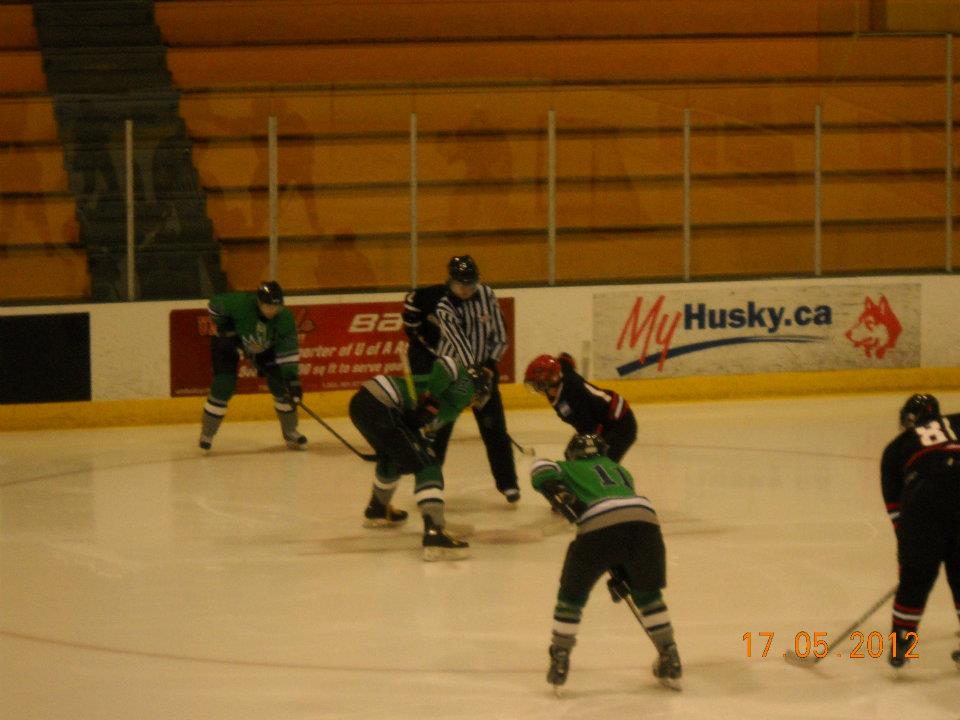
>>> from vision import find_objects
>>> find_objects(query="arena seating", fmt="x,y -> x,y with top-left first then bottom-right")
155,1 -> 956,288
0,2 -> 87,300
1,0 -> 956,299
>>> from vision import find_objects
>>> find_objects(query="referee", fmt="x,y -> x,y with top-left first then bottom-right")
402,255 -> 520,503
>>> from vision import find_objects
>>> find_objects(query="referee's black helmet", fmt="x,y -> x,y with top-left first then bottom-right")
448,255 -> 479,285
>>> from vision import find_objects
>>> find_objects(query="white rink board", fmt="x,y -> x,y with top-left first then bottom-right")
2,274 -> 960,401
593,282 -> 922,379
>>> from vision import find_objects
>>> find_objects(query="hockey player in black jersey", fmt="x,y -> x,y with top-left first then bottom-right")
401,255 -> 520,503
880,393 -> 960,669
524,353 -> 637,462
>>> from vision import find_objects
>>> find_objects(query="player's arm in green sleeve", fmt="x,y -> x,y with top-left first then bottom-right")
530,458 -> 565,494
426,357 -> 474,425
207,294 -> 236,335
530,459 -> 579,521
425,356 -> 457,395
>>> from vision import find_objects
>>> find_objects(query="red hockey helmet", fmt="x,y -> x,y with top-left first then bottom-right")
524,354 -> 562,393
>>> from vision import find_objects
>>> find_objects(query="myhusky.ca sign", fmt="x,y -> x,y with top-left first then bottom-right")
594,284 -> 920,379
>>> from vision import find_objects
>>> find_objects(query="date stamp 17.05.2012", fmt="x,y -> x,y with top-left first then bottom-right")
742,631 -> 919,660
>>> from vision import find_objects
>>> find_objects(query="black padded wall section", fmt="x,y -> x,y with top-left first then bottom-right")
0,313 -> 91,404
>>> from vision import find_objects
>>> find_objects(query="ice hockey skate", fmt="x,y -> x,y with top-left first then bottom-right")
888,629 -> 913,669
547,643 -> 570,693
422,516 -> 469,561
950,647 -> 960,669
652,643 -> 682,690
199,436 -> 213,453
284,432 -> 307,450
363,496 -> 409,528
500,485 -> 521,505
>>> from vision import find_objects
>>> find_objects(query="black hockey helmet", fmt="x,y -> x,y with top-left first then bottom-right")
257,280 -> 284,305
900,393 -> 940,429
564,433 -> 609,461
448,255 -> 479,285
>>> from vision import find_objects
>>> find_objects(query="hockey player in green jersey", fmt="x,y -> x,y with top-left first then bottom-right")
199,281 -> 306,452
531,433 -> 682,691
348,355 -> 490,561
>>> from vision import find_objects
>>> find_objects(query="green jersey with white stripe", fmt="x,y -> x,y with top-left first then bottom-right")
207,291 -> 299,380
530,455 -> 658,532
364,355 -> 475,429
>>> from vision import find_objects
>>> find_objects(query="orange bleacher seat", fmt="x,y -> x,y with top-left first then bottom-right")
0,145 -> 71,194
156,0 -> 867,46
0,50 -> 45,93
1,248 -> 90,301
0,3 -> 37,50
0,196 -> 80,247
167,36 -> 947,90
0,98 -> 59,144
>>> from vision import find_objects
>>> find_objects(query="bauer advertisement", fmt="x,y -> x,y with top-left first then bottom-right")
169,299 -> 515,397
593,283 -> 920,379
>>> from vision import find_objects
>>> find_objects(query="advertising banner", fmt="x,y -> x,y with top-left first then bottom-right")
593,284 -> 920,379
170,298 -> 515,397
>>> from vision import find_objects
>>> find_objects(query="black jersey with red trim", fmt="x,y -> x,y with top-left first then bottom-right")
880,412 -> 960,528
550,362 -> 631,435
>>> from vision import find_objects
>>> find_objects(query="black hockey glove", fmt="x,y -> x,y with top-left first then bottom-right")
467,365 -> 493,410
409,393 -> 440,429
256,352 -> 280,378
393,415 -> 436,471
285,378 -> 303,404
539,480 -> 579,522
418,419 -> 440,448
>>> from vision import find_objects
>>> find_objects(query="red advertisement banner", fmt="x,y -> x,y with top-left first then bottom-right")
170,298 -> 515,397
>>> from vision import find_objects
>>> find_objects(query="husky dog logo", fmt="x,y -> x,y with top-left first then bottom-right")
845,295 -> 902,359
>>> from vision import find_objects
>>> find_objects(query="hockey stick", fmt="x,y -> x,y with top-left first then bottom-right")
295,399 -> 377,462
509,434 -> 536,456
783,585 -> 897,668
607,571 -> 681,691
608,572 -> 654,643
398,350 -> 418,404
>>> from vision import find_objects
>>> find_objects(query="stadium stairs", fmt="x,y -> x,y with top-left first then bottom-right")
33,0 -> 226,300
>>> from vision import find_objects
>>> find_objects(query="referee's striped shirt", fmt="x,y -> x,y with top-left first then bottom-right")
436,285 -> 508,367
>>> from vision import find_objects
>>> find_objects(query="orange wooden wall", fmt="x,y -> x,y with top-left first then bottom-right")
2,0 -> 957,301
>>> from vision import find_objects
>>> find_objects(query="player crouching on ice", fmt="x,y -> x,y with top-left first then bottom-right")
348,355 -> 491,561
531,433 -> 682,692
524,352 -> 637,462
199,281 -> 306,452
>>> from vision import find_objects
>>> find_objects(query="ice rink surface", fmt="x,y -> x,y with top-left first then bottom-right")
2,393 -> 959,720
